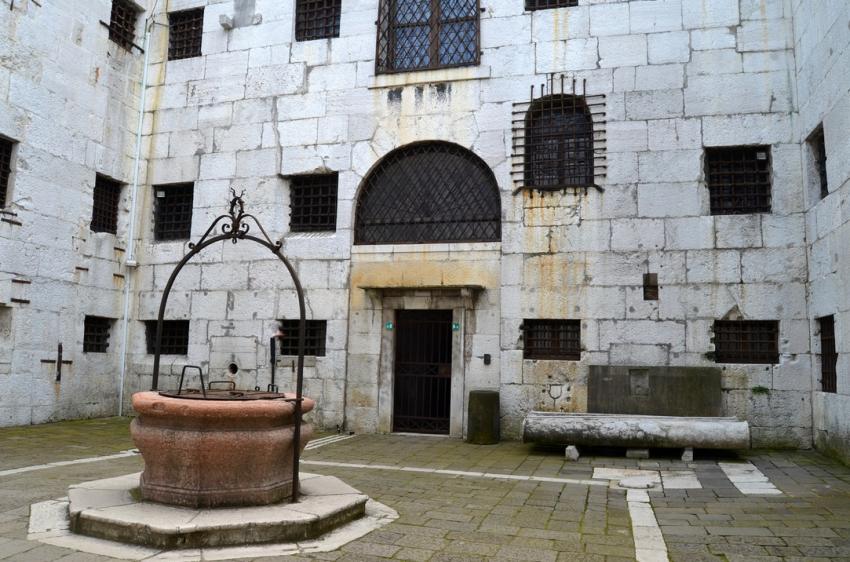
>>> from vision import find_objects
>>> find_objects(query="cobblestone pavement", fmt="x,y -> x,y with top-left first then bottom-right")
1,418 -> 850,561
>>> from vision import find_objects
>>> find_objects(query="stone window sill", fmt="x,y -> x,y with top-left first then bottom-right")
369,65 -> 491,89
352,241 -> 501,254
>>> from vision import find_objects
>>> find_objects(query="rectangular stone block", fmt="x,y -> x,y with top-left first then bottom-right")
626,89 -> 683,119
629,0 -> 683,33
647,31 -> 690,63
599,35 -> 647,68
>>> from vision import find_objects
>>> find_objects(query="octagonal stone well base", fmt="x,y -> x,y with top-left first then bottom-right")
68,472 -> 368,549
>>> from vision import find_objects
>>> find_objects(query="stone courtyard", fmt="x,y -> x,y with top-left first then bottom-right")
2,418 -> 850,562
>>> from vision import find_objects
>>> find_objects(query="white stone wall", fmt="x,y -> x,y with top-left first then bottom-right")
792,0 -> 850,463
0,0 -> 146,425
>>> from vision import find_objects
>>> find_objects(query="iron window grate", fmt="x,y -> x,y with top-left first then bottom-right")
809,126 -> 828,199
0,137 -> 13,208
289,173 -> 338,232
92,175 -> 122,234
145,320 -> 190,355
525,0 -> 577,11
109,0 -> 139,51
295,0 -> 341,41
511,76 -> 606,192
84,316 -> 113,353
713,320 -> 779,364
523,319 -> 581,360
355,141 -> 501,245
375,0 -> 480,74
277,320 -> 327,356
154,183 -> 194,241
168,8 -> 204,61
643,273 -> 658,301
819,315 -> 837,393
705,146 -> 772,215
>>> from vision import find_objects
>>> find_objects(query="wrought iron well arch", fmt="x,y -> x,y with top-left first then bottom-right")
149,190 -> 308,502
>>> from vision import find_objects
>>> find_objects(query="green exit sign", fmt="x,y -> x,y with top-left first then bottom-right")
452,322 -> 460,331
385,321 -> 394,330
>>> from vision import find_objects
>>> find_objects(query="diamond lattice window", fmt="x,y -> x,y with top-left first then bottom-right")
354,142 -> 501,245
524,95 -> 594,190
289,173 -> 338,232
109,0 -> 139,51
523,319 -> 581,360
713,320 -> 779,364
0,137 -> 12,208
153,183 -> 194,241
295,0 -> 341,40
145,320 -> 190,355
376,0 -> 479,74
277,320 -> 327,356
168,8 -> 204,61
525,0 -> 577,10
83,316 -> 113,353
92,175 -> 122,234
705,146 -> 772,215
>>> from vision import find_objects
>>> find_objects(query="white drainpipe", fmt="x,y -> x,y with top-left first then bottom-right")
117,21 -> 153,416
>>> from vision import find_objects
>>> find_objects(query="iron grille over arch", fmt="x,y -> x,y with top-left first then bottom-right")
354,142 -> 501,245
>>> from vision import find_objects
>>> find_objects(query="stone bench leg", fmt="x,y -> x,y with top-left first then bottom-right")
565,445 -> 580,461
681,447 -> 694,462
626,448 -> 650,459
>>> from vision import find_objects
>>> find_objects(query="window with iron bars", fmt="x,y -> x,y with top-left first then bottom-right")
522,319 -> 581,360
168,8 -> 204,61
289,173 -> 338,232
808,125 -> 828,200
524,95 -> 594,190
83,316 -> 113,353
819,315 -> 837,393
295,0 -> 341,41
643,273 -> 658,301
354,141 -> 501,245
91,175 -> 122,234
375,0 -> 480,74
705,146 -> 772,215
525,0 -> 577,11
109,0 -> 139,51
153,183 -> 194,241
277,320 -> 327,356
145,320 -> 190,355
0,137 -> 14,208
712,320 -> 779,364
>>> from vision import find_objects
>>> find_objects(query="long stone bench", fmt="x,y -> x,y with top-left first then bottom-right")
522,412 -> 750,460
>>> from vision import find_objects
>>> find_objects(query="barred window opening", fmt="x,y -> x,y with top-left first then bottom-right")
705,146 -> 772,215
295,0 -> 341,40
289,173 -> 338,232
713,320 -> 779,364
523,319 -> 581,360
354,142 -> 501,245
84,316 -> 113,353
809,126 -> 828,199
376,0 -> 479,74
0,137 -> 13,208
145,320 -> 190,355
819,315 -> 837,393
168,8 -> 204,61
525,0 -> 577,11
92,175 -> 122,234
277,320 -> 327,356
154,183 -> 194,241
643,273 -> 658,301
109,0 -> 139,51
524,95 -> 594,190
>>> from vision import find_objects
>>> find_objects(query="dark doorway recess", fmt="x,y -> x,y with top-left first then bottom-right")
393,309 -> 453,434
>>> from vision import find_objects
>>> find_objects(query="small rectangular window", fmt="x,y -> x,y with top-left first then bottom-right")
705,146 -> 772,215
145,320 -> 190,355
84,316 -> 113,353
153,183 -> 194,241
289,173 -> 338,232
713,320 -> 778,364
819,315 -> 837,393
295,0 -> 341,41
522,319 -> 581,360
92,175 -> 122,234
277,320 -> 327,356
808,125 -> 828,200
525,0 -> 577,10
643,273 -> 658,301
0,137 -> 14,208
109,0 -> 139,51
168,8 -> 204,61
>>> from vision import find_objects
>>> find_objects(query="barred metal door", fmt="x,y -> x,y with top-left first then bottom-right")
393,310 -> 453,434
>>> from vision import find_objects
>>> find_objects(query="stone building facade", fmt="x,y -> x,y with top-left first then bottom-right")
0,0 -> 847,461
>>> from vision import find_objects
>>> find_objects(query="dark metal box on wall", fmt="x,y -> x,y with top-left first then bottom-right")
588,366 -> 722,417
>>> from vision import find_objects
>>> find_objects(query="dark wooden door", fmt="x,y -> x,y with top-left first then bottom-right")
393,310 -> 452,434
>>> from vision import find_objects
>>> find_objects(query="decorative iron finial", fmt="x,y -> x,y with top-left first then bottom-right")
189,189 -> 281,250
